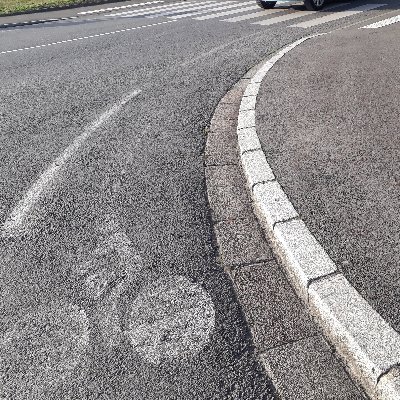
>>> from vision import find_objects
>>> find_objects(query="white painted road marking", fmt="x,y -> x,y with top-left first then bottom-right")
76,215 -> 145,348
0,20 -> 175,55
89,0 -> 394,30
168,1 -> 250,19
77,0 -> 164,15
2,90 -> 141,238
252,9 -> 316,25
291,3 -> 386,27
361,13 -> 400,28
127,275 -> 215,364
222,8 -> 284,22
105,0 -> 216,17
195,3 -> 260,20
141,1 -> 231,18
0,304 -> 89,399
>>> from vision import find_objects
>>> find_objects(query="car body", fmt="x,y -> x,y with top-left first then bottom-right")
256,0 -> 326,11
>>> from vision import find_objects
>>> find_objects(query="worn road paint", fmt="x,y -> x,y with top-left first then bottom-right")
2,91 -> 141,238
127,275 -> 215,364
77,0 -> 164,15
360,14 -> 400,28
105,1 -> 216,17
291,3 -> 385,28
75,215 -> 145,347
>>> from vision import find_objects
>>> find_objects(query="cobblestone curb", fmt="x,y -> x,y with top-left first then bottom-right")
204,64 -> 367,398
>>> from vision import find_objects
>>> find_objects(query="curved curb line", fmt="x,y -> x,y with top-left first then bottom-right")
237,35 -> 400,400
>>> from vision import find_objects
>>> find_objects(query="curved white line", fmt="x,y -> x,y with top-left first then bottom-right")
2,90 -> 141,238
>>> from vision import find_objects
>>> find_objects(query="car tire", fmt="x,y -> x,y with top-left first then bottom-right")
304,0 -> 325,10
256,0 -> 277,9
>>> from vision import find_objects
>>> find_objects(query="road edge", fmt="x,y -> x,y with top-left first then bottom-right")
235,34 -> 400,400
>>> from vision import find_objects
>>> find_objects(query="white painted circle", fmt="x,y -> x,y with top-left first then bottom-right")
127,275 -> 215,364
0,303 -> 89,399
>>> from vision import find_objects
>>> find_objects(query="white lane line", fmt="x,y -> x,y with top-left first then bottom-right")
222,8 -> 284,22
0,20 -> 175,55
105,0 -> 215,16
252,9 -> 316,25
361,13 -> 400,28
138,1 -> 232,18
77,0 -> 163,14
1,90 -> 141,238
291,3 -> 386,28
194,3 -> 261,20
168,1 -> 249,19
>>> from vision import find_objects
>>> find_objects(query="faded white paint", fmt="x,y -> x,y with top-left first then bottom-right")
361,14 -> 400,29
127,275 -> 215,364
2,91 -> 141,237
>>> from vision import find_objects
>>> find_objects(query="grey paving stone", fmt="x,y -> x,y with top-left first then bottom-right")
209,114 -> 238,134
220,79 -> 248,104
206,164 -> 252,221
205,164 -> 246,189
206,181 -> 252,222
204,127 -> 238,166
260,335 -> 367,400
233,261 -> 317,351
214,217 -> 273,268
211,102 -> 239,124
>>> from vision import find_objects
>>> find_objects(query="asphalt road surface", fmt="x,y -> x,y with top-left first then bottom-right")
0,0 -> 399,398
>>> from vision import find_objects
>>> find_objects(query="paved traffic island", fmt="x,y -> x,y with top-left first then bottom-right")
206,17 -> 400,400
252,23 -> 400,399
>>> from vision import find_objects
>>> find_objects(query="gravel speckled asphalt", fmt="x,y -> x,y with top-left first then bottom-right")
0,0 -> 399,397
0,5 -> 291,398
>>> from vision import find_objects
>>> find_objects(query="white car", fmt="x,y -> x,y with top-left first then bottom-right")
256,0 -> 326,11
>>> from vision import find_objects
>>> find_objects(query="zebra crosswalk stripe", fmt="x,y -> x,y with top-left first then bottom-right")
222,8 -> 285,22
143,1 -> 239,18
253,10 -> 316,26
170,1 -> 254,19
291,3 -> 386,28
360,13 -> 400,28
105,1 -> 216,17
194,3 -> 261,20
100,0 -> 392,32
78,0 -> 163,15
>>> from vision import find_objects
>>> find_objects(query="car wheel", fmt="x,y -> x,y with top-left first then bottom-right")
304,0 -> 325,10
256,0 -> 277,9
